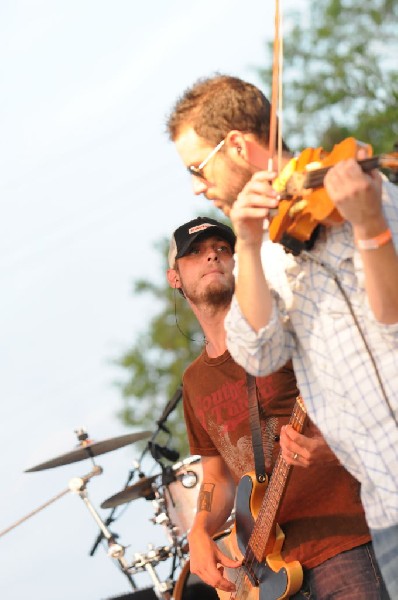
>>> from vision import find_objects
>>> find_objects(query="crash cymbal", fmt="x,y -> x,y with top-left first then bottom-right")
25,431 -> 153,472
101,474 -> 160,508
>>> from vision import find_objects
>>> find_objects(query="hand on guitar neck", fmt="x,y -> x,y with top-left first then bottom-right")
280,423 -> 339,468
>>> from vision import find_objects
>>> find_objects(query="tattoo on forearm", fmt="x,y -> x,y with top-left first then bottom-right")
198,483 -> 215,512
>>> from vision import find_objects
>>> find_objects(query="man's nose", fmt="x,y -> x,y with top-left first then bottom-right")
207,250 -> 218,261
192,177 -> 208,196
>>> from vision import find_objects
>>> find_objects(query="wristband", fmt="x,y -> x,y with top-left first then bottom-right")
356,228 -> 392,250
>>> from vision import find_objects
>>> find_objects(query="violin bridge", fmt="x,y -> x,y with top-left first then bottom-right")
285,171 -> 307,196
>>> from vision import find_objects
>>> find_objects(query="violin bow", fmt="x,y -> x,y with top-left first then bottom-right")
268,0 -> 284,175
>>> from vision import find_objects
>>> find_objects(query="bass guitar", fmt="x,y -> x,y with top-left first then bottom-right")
216,396 -> 307,600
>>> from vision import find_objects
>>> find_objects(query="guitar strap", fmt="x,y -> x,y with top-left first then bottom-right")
246,373 -> 267,483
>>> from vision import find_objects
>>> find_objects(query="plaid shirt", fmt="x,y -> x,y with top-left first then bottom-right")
226,179 -> 398,530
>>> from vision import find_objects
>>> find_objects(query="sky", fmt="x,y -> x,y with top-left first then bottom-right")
0,2 -> 303,599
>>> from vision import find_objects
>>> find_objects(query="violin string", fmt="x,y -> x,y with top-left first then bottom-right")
306,157 -> 380,190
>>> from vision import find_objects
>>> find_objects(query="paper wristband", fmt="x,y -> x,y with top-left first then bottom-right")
356,228 -> 392,250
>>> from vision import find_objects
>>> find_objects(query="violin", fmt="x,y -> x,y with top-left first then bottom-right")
268,137 -> 398,255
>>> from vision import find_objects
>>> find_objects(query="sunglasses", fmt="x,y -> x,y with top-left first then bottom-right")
187,139 -> 225,180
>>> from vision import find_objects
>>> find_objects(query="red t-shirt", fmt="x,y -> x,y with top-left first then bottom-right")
183,350 -> 370,569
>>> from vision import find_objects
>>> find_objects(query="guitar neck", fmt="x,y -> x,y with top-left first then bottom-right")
247,396 -> 307,562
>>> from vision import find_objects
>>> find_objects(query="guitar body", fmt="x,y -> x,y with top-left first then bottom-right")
216,473 -> 302,600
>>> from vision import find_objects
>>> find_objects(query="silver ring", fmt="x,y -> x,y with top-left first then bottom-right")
293,452 -> 299,460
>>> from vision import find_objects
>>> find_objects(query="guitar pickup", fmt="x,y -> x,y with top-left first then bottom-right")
242,560 -> 260,587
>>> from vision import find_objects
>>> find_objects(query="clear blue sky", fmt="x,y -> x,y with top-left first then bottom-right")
0,2 -> 303,598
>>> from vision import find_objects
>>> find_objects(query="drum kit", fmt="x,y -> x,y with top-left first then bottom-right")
15,424 -> 225,600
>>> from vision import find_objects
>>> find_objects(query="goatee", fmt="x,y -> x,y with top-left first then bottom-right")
185,281 -> 235,309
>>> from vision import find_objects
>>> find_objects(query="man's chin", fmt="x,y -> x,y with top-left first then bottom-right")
204,285 -> 234,307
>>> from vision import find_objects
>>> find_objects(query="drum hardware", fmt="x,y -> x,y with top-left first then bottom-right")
66,464 -> 139,590
94,447 -> 155,552
150,498 -> 169,527
178,470 -> 198,489
16,389 -> 207,599
129,544 -> 173,572
105,456 -> 203,544
128,545 -> 175,599
21,428 -> 158,592
0,464 -> 102,540
150,497 -> 180,549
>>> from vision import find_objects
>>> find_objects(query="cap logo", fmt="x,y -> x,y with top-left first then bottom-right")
188,223 -> 215,235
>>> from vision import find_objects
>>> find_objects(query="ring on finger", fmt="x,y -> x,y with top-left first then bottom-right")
293,452 -> 299,460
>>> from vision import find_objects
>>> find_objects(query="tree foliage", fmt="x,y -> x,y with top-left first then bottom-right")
260,0 -> 398,154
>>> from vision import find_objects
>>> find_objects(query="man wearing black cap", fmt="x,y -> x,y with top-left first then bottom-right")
167,217 -> 387,600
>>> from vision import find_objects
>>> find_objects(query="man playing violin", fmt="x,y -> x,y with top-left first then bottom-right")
166,74 -> 398,598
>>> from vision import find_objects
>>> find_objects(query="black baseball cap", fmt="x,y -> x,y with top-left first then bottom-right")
168,217 -> 236,268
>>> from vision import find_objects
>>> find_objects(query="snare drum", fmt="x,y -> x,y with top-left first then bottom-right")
163,456 -> 202,537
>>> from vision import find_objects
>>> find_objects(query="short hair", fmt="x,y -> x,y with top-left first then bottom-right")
166,74 -> 289,151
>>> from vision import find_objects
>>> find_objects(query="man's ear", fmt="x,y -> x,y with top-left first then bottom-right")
225,130 -> 248,160
227,130 -> 269,170
167,268 -> 182,289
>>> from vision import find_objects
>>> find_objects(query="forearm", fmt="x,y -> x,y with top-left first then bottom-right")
186,460 -> 239,593
353,217 -> 398,324
324,164 -> 398,323
189,479 -> 235,538
226,295 -> 292,377
235,239 -> 273,332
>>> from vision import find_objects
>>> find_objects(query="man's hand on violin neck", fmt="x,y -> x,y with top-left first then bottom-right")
324,158 -> 383,228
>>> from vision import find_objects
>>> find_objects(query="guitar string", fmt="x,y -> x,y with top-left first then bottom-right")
232,405 -> 305,598
233,420 -> 295,597
238,404 -> 306,596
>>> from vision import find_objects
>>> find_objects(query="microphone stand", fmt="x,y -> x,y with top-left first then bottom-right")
155,385 -> 183,435
146,385 -> 183,467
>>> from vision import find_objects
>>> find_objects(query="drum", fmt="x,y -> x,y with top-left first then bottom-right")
163,456 -> 202,537
172,530 -> 231,600
172,560 -> 218,600
104,589 -> 157,600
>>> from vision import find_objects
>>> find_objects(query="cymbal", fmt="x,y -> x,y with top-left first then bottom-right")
25,431 -> 153,472
101,474 -> 160,508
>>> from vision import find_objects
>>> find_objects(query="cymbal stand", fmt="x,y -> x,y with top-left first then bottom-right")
89,453 -> 149,556
128,545 -> 175,599
0,464 -> 102,539
69,465 -> 136,590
